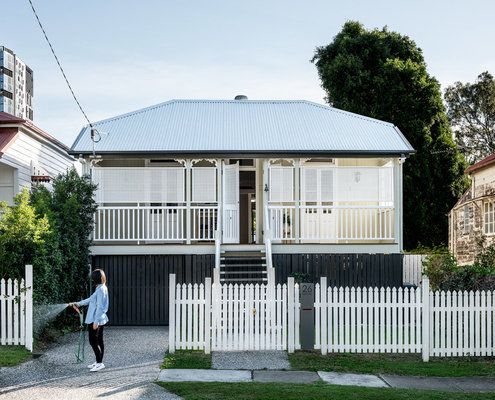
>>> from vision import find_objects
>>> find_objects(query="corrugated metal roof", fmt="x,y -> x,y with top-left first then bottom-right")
70,100 -> 414,155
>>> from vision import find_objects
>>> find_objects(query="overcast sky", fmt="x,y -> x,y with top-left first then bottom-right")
3,0 -> 495,145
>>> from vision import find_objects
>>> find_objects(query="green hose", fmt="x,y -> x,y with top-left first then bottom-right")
74,307 -> 86,363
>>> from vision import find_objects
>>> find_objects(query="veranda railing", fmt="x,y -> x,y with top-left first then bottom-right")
268,204 -> 395,242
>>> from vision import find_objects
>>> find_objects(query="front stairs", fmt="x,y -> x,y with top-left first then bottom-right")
219,250 -> 268,284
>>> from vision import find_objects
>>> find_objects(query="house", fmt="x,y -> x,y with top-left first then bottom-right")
449,153 -> 495,265
0,112 -> 75,204
70,97 -> 414,325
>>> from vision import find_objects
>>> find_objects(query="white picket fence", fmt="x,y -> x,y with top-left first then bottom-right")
316,277 -> 495,360
0,265 -> 33,351
315,278 -> 423,355
170,273 -> 495,361
403,254 -> 426,286
169,275 -> 300,353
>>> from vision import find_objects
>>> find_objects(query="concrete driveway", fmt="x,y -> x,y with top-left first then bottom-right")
0,326 -> 179,400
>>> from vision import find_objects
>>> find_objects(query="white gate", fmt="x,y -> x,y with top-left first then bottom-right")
169,275 -> 300,353
222,162 -> 239,243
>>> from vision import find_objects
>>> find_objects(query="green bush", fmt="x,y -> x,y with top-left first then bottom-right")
0,168 -> 97,305
423,237 -> 495,291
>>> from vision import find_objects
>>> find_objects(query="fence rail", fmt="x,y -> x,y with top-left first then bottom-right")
0,265 -> 33,351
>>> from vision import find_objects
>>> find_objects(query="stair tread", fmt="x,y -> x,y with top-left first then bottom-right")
220,263 -> 267,267
221,271 -> 267,275
220,278 -> 268,282
221,252 -> 266,257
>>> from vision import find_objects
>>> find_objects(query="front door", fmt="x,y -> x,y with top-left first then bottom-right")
222,161 -> 239,243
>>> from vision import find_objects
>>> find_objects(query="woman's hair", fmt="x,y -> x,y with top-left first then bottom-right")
91,269 -> 107,285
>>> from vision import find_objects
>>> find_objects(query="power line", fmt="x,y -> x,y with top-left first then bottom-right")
26,0 -> 93,128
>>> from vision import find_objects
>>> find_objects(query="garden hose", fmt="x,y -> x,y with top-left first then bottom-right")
72,305 -> 86,363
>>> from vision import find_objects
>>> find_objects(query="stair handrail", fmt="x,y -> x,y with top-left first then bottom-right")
214,230 -> 221,284
264,205 -> 275,286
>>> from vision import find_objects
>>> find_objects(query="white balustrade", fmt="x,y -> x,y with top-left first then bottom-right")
93,204 -> 218,242
268,204 -> 395,242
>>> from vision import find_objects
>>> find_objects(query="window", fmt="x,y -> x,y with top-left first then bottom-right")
484,201 -> 495,235
461,204 -> 472,234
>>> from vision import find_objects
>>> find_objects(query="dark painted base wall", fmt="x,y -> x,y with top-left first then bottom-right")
92,253 -> 403,326
273,254 -> 403,288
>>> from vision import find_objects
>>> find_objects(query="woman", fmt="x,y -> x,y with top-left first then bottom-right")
69,269 -> 109,372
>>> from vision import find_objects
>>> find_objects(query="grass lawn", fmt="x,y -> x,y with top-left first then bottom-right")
158,382 -> 495,400
0,346 -> 32,367
161,350 -> 212,369
289,351 -> 495,377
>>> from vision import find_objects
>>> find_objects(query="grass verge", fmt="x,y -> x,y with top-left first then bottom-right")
158,382 -> 495,400
0,346 -> 32,367
161,351 -> 212,369
289,351 -> 495,377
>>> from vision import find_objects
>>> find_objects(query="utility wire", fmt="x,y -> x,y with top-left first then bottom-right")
26,0 -> 93,128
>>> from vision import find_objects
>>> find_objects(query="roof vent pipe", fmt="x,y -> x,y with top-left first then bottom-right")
234,95 -> 248,100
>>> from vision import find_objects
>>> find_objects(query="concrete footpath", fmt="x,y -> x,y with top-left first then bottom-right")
157,369 -> 495,392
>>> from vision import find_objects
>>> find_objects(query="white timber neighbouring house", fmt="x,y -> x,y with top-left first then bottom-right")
0,112 -> 75,204
70,97 -> 415,325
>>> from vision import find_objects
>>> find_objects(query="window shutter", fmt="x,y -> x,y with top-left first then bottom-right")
379,167 -> 393,204
301,168 -> 318,202
92,167 -> 185,203
192,168 -> 217,202
269,167 -> 293,202
320,169 -> 334,202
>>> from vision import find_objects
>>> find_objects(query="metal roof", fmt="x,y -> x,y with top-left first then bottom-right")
70,100 -> 414,155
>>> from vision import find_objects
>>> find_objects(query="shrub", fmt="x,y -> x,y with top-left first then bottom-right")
0,189 -> 59,303
423,237 -> 495,291
0,168 -> 97,305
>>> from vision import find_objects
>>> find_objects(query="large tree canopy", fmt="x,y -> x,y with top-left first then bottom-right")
312,21 -> 468,249
445,71 -> 495,163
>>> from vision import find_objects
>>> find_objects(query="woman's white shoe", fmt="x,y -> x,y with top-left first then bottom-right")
90,363 -> 105,372
87,362 -> 97,369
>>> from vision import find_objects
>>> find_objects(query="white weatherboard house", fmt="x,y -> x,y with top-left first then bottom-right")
0,112 -> 75,203
71,97 -> 414,325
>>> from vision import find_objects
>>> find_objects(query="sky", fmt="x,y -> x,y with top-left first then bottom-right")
3,0 -> 495,146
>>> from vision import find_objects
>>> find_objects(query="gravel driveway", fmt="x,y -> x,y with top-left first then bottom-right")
0,326 -> 179,400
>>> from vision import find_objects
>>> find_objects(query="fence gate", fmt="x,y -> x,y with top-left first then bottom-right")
169,275 -> 300,353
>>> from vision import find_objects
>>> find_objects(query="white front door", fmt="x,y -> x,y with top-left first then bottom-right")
222,162 -> 239,243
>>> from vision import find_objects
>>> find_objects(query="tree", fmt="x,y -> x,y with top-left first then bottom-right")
50,169 -> 98,301
312,21 -> 468,249
0,189 -> 60,302
445,71 -> 495,163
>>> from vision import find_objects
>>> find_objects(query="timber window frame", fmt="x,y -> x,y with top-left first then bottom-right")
484,200 -> 495,235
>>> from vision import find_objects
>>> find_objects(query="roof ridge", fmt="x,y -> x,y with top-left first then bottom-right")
89,99 -> 396,129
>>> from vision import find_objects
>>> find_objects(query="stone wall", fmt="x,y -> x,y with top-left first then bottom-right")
449,166 -> 495,265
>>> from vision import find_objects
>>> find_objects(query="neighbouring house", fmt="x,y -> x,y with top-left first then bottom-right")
70,97 -> 414,325
449,153 -> 495,265
0,112 -> 75,204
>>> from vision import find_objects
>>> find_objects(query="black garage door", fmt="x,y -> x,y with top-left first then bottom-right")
92,255 -> 214,325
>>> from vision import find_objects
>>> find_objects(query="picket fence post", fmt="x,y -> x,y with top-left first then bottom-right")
421,276 -> 430,362
169,274 -> 176,354
288,277 -> 295,353
320,277 -> 328,355
25,264 -> 33,352
204,277 -> 212,354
